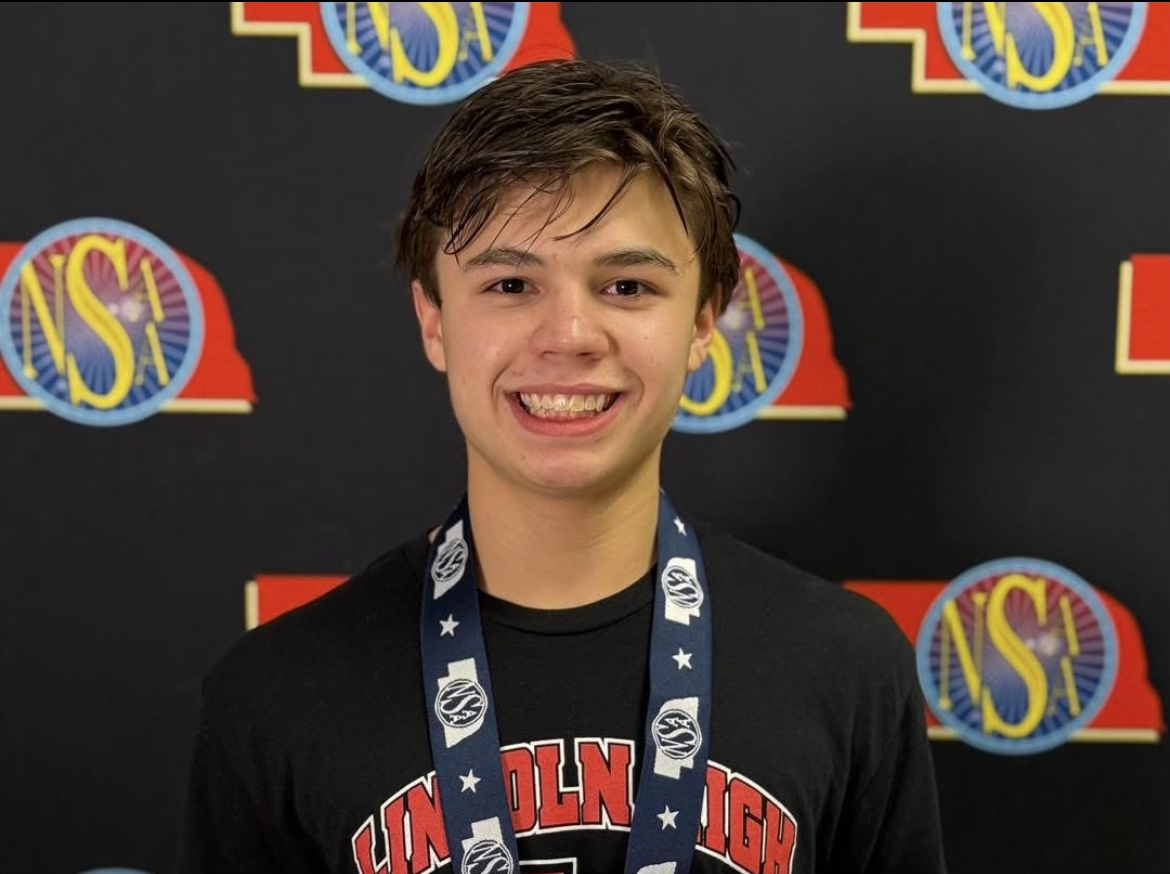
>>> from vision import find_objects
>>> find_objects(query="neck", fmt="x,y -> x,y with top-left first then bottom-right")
465,463 -> 661,610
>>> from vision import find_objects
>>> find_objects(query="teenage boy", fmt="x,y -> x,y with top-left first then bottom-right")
179,58 -> 946,874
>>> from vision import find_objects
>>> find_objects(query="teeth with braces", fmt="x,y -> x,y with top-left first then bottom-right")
518,393 -> 614,418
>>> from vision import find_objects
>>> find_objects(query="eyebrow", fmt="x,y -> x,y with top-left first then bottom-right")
461,246 -> 679,273
595,247 -> 679,273
462,247 -> 542,271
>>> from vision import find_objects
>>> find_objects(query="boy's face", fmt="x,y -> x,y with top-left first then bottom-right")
413,163 -> 715,500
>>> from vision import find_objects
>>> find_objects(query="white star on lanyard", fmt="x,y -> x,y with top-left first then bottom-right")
672,647 -> 693,669
673,516 -> 686,536
439,614 -> 459,637
460,769 -> 481,793
657,804 -> 679,829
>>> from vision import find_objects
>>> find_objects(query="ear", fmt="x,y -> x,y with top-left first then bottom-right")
412,280 -> 447,373
687,298 -> 717,372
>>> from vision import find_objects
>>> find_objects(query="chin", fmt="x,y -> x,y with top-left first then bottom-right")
520,469 -> 614,497
505,455 -> 633,497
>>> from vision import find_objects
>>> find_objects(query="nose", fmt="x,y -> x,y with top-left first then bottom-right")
531,286 -> 610,359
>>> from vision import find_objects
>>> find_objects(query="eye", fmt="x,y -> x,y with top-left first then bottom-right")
487,277 -> 528,295
602,279 -> 648,297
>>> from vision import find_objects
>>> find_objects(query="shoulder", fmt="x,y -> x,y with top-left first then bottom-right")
698,524 -> 918,696
197,533 -> 431,736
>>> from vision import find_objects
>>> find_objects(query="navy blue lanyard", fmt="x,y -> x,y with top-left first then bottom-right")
420,490 -> 713,874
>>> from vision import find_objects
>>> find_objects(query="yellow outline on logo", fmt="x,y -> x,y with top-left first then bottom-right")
230,1 -> 368,89
0,397 -> 253,412
846,1 -> 980,94
245,580 -> 260,631
928,725 -> 1160,743
755,405 -> 847,421
1115,260 -> 1170,375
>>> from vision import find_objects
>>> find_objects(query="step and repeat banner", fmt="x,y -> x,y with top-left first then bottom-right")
2,4 -> 1167,874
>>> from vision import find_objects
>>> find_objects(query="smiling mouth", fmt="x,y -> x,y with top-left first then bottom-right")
516,392 -> 619,419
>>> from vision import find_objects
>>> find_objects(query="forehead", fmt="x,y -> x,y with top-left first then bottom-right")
454,164 -> 697,265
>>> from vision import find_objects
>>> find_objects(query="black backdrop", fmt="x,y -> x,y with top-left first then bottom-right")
1,3 -> 1167,873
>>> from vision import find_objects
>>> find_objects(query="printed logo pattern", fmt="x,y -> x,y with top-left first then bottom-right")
650,698 -> 703,779
436,659 -> 490,747
848,2 -> 1170,107
675,234 -> 804,433
319,2 -> 530,104
433,521 -> 470,598
936,2 -> 1148,108
916,558 -> 1120,754
460,818 -> 514,874
0,219 -> 204,426
231,2 -> 577,100
661,558 -> 704,625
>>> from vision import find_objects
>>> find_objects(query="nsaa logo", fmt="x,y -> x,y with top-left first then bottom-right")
232,2 -> 576,103
849,2 -> 1170,109
916,558 -> 1118,754
0,219 -> 254,426
673,234 -> 850,434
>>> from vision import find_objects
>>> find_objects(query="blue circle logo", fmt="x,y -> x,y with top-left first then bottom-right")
937,2 -> 1147,109
461,838 -> 513,874
320,2 -> 530,105
662,563 -> 703,611
674,233 -> 803,433
435,677 -> 487,729
651,707 -> 703,761
0,219 -> 205,427
433,536 -> 469,586
916,558 -> 1119,754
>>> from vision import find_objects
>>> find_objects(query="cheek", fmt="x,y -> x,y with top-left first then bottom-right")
638,337 -> 694,401
444,323 -> 512,390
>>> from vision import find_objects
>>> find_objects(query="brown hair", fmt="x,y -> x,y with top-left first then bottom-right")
396,58 -> 741,314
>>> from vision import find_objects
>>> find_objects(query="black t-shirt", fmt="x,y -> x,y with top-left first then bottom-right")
178,524 -> 947,874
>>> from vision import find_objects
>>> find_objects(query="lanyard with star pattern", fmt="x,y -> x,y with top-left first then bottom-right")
419,490 -> 713,874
